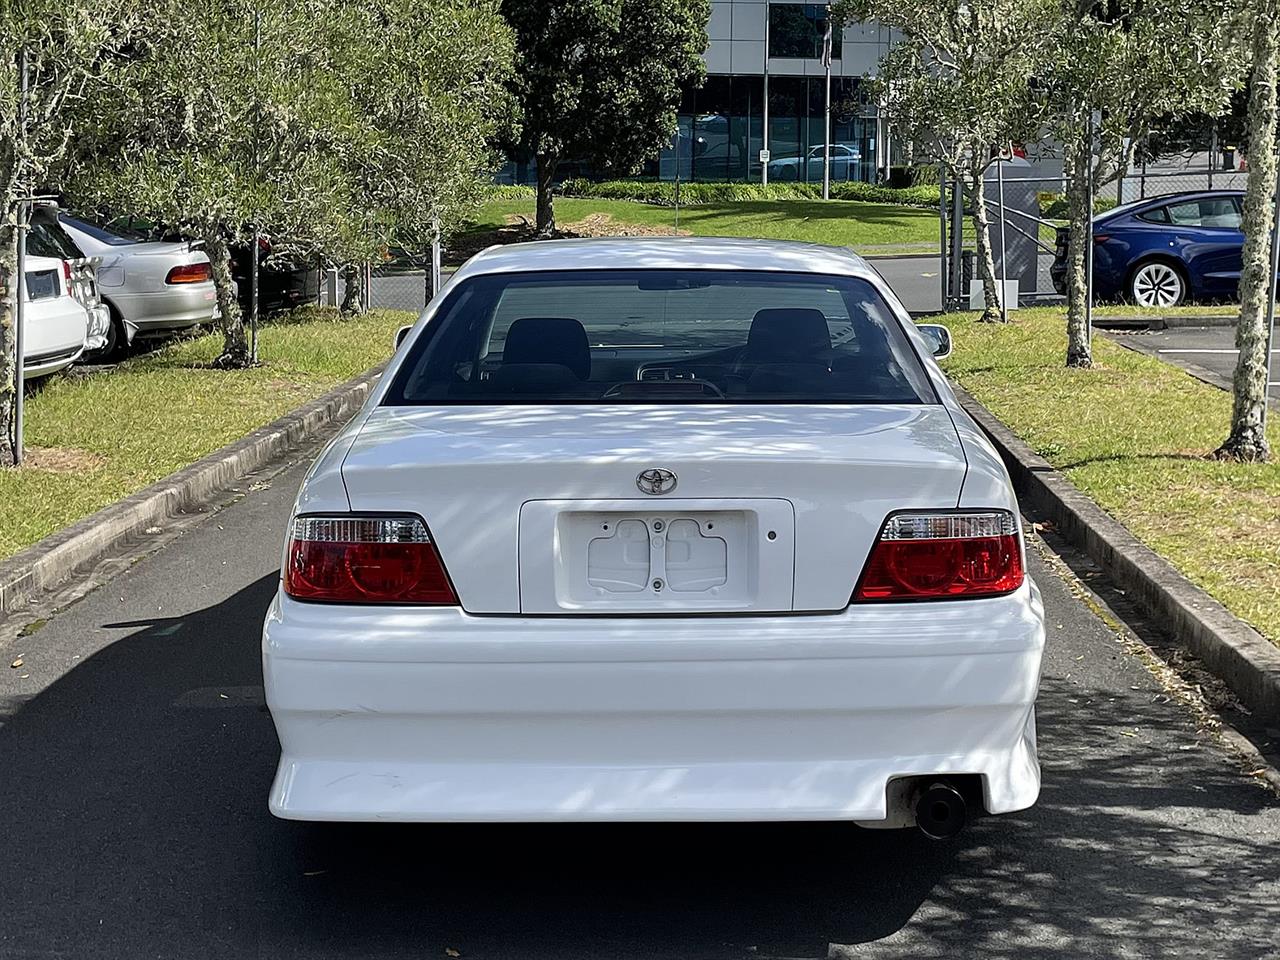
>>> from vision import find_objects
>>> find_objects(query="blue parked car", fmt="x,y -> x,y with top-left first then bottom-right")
1050,190 -> 1244,307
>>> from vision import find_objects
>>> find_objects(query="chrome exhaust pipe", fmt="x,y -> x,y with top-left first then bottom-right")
914,781 -> 967,840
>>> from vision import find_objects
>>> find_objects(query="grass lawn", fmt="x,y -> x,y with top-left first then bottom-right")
941,305 -> 1280,646
1,307 -> 411,561
465,197 -> 946,253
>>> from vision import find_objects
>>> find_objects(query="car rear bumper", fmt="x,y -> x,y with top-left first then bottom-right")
23,344 -> 85,379
109,284 -> 218,332
263,580 -> 1045,823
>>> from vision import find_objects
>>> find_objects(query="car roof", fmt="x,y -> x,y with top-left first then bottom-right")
1102,189 -> 1244,220
453,236 -> 879,283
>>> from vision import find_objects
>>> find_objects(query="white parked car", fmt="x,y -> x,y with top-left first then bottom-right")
59,215 -> 217,355
20,255 -> 90,379
28,205 -> 112,355
768,142 -> 863,182
263,238 -> 1045,838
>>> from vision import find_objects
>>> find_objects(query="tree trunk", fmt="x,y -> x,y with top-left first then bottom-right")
1064,130 -> 1093,368
535,150 -> 558,237
1215,10 -> 1277,463
204,229 -> 251,369
967,153 -> 1004,323
340,264 -> 364,315
0,218 -> 17,466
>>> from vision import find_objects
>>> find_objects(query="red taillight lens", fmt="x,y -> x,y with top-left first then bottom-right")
1093,233 -> 1111,244
853,511 -> 1024,601
166,262 -> 213,284
61,260 -> 73,287
284,515 -> 458,605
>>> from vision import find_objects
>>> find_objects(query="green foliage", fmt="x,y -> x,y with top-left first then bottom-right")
479,184 -> 537,201
887,165 -> 940,188
499,0 -> 709,229
342,0 -> 516,256
1037,192 -> 1119,219
559,178 -> 942,208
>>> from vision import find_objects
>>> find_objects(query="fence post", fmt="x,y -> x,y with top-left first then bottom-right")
942,171 -> 952,309
324,268 -> 338,307
950,171 -> 964,308
1208,121 -> 1217,192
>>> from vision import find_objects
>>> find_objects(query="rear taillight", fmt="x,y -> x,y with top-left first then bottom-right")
166,262 -> 213,284
853,511 -> 1024,601
284,515 -> 458,605
61,260 -> 72,288
1093,233 -> 1111,245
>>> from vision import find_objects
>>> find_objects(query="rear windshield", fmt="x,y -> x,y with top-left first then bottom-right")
60,215 -> 141,246
386,269 -> 934,405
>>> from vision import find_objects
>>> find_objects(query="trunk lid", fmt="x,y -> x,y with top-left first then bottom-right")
340,404 -> 967,614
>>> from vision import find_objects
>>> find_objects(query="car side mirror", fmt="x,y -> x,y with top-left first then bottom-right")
916,323 -> 952,360
395,325 -> 412,350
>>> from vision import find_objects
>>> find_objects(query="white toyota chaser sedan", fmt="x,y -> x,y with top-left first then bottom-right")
263,237 -> 1045,839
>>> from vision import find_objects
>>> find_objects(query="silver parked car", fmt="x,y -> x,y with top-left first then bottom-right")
59,215 -> 218,356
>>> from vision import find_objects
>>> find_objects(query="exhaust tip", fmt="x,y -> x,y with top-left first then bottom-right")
915,782 -> 967,840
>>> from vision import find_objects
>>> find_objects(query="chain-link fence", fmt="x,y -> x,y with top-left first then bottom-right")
327,253 -> 447,316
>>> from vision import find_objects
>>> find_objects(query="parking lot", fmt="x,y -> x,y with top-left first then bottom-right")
1104,323 -> 1280,406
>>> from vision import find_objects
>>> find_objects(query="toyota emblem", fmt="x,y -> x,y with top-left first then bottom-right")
636,468 -> 678,495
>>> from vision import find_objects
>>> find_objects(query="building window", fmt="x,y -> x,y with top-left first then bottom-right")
768,3 -> 842,60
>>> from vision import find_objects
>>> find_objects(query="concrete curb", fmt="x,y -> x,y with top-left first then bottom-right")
956,385 -> 1280,723
0,365 -> 383,615
1093,314 -> 1237,329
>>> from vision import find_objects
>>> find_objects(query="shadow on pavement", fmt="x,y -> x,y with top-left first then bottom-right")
0,573 -> 1276,959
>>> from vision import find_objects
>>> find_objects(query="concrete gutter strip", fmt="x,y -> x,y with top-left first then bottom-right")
0,366 -> 382,616
956,386 -> 1280,723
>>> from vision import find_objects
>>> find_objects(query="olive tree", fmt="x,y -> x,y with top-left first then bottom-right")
0,2 -> 154,464
836,0 -> 1052,323
69,0 -> 368,367
342,0 -> 515,295
1215,3 -> 1277,462
499,0 -> 709,235
1041,0 -> 1240,367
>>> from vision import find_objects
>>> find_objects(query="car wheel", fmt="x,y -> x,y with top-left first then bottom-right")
1129,261 -> 1186,307
779,166 -> 798,182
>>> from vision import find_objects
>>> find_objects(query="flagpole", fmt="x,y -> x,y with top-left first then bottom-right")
822,6 -> 832,200
762,8 -> 770,186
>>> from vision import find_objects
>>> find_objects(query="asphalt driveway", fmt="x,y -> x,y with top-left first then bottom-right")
0,452 -> 1277,959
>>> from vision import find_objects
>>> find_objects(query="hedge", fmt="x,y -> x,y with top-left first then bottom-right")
480,183 -> 536,201
557,177 -> 942,209
1038,191 -> 1119,219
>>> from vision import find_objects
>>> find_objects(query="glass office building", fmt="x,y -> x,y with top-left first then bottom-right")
654,2 -> 893,184
500,1 -> 896,185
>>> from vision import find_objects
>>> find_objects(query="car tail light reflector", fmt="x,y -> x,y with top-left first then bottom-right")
1093,233 -> 1111,245
166,262 -> 213,284
284,515 -> 458,605
853,511 -> 1024,601
61,260 -> 73,288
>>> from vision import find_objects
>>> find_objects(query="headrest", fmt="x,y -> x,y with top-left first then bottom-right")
745,308 -> 832,364
502,317 -> 591,380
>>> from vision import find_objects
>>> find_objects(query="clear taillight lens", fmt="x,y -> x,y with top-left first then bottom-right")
853,510 -> 1024,601
284,515 -> 458,605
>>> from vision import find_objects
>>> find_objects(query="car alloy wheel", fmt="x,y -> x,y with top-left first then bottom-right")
1130,262 -> 1185,307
